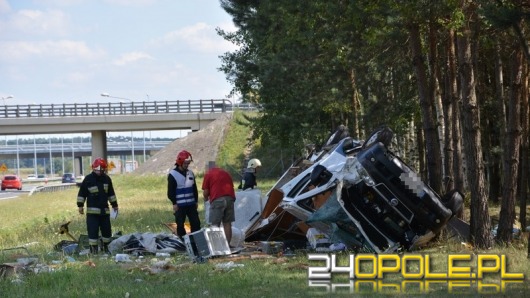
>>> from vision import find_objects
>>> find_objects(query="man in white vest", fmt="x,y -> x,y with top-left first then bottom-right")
167,150 -> 201,240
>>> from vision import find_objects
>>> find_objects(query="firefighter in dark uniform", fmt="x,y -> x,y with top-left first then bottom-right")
240,158 -> 261,190
77,157 -> 118,254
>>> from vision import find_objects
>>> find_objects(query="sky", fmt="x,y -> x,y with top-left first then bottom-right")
0,0 -> 238,139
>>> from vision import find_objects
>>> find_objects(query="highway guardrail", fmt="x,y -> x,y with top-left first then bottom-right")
29,183 -> 79,195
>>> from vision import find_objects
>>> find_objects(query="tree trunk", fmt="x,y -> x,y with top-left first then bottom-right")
442,29 -> 455,194
408,23 -> 443,194
456,1 -> 492,248
350,68 -> 361,139
497,48 -> 523,243
416,123 -> 426,181
519,63 -> 529,229
430,23 -> 446,191
489,42 -> 507,204
450,31 -> 466,202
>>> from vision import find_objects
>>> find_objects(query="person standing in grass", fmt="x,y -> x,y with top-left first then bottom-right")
240,158 -> 261,190
202,167 -> 236,246
77,157 -> 118,254
167,150 -> 201,240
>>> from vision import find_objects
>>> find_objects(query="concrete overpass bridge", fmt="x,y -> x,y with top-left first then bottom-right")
0,99 -> 232,163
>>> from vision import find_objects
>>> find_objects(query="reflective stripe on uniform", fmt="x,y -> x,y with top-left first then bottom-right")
86,207 -> 110,215
108,195 -> 117,204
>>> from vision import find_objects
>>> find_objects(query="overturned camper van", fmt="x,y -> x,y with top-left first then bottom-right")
235,127 -> 465,253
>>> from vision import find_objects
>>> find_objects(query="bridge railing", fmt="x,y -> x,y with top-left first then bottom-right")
0,99 -> 234,118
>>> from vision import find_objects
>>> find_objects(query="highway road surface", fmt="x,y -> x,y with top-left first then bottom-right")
0,189 -> 28,200
0,181 -> 66,200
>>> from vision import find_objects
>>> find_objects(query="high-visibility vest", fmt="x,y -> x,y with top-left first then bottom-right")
169,169 -> 196,207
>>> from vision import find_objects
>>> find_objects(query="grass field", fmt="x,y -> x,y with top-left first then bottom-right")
0,175 -> 529,297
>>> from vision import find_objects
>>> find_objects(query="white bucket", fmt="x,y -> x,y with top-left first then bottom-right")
230,227 -> 244,248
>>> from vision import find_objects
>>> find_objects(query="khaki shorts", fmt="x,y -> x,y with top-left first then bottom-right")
209,196 -> 235,225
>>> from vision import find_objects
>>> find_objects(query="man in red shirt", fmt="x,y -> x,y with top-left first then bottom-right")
202,167 -> 236,245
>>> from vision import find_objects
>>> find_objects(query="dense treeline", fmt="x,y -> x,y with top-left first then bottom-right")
217,0 -> 530,249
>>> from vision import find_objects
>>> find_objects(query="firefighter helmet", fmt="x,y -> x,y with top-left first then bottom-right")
247,158 -> 262,169
175,150 -> 193,166
92,157 -> 107,171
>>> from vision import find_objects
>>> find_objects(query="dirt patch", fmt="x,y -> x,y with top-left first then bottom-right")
134,113 -> 233,176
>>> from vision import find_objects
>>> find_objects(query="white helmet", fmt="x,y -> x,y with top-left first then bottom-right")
247,158 -> 262,169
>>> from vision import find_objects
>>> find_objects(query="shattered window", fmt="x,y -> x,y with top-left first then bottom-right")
286,174 -> 311,198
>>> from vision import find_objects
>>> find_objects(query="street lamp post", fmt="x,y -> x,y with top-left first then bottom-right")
71,137 -> 75,176
1,95 -> 13,106
101,93 -> 137,171
144,95 -> 149,161
49,137 -> 53,177
16,135 -> 19,177
143,131 -> 146,162
2,96 -> 14,146
61,135 -> 65,174
33,135 -> 37,176
131,131 -> 135,172
2,95 -> 16,172
100,93 -> 134,103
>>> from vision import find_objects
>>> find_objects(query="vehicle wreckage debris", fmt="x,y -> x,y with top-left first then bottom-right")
234,126 -> 470,254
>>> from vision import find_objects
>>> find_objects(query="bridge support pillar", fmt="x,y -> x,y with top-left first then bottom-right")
91,130 -> 108,161
75,156 -> 83,177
